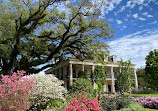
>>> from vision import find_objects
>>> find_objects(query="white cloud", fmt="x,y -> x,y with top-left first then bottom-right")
142,12 -> 153,17
116,20 -> 123,24
108,18 -> 114,21
148,0 -> 157,3
127,14 -> 131,17
105,0 -> 122,13
126,1 -> 132,7
132,13 -> 146,20
122,25 -> 126,28
139,6 -> 143,10
133,13 -> 138,18
138,17 -> 146,20
117,6 -> 126,13
147,15 -> 153,17
149,21 -> 158,24
142,12 -> 148,16
108,29 -> 158,68
126,0 -> 145,8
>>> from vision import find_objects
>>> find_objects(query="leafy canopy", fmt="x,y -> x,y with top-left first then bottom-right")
0,0 -> 114,75
136,68 -> 148,89
145,49 -> 158,90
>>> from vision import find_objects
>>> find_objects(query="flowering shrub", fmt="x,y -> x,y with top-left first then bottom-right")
29,74 -> 67,110
63,91 -> 102,111
0,70 -> 35,111
131,96 -> 158,109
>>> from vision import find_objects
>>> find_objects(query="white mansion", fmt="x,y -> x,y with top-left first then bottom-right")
45,55 -> 138,93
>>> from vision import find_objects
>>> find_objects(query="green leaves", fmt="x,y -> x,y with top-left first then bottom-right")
116,59 -> 134,94
92,65 -> 106,86
145,49 -> 158,90
77,70 -> 88,79
70,78 -> 94,94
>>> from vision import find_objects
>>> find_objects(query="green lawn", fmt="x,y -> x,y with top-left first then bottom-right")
120,93 -> 158,111
125,93 -> 158,97
117,102 -> 158,111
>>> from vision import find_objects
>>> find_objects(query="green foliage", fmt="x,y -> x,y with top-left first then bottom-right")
91,65 -> 106,86
0,0 -> 114,75
116,59 -> 134,95
91,65 -> 106,100
145,49 -> 158,90
101,96 -> 131,111
136,68 -> 149,89
77,70 -> 88,79
46,99 -> 67,111
69,78 -> 94,95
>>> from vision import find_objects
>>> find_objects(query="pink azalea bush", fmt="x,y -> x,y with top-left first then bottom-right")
131,96 -> 158,109
63,91 -> 102,111
0,70 -> 35,111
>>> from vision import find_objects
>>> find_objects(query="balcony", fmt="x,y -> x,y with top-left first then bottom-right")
106,74 -> 117,79
106,74 -> 111,78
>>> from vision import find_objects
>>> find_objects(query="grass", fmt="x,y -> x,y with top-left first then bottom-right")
121,93 -> 158,111
117,102 -> 158,111
125,93 -> 158,97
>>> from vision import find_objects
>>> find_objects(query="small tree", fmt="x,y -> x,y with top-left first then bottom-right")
145,49 -> 158,90
116,59 -> 134,95
77,70 -> 88,79
91,65 -> 106,86
91,65 -> 106,99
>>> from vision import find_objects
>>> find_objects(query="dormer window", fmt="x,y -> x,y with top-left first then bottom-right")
108,56 -> 113,62
111,57 -> 113,62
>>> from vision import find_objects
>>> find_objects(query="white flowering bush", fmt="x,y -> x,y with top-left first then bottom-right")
29,74 -> 67,110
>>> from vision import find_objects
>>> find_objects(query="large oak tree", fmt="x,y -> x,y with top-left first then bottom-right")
0,0 -> 114,75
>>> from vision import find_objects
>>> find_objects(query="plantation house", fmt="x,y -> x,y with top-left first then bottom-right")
45,55 -> 138,93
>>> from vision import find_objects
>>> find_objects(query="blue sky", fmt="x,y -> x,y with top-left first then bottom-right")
102,0 -> 158,68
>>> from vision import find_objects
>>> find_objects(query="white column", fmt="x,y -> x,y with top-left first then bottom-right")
134,68 -> 138,90
92,65 -> 94,72
82,63 -> 84,71
69,63 -> 73,85
103,84 -> 106,92
92,65 -> 95,89
111,66 -> 115,93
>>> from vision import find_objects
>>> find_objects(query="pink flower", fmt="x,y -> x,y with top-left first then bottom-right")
81,91 -> 86,94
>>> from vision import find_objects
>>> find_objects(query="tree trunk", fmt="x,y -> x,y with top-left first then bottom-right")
2,66 -> 12,76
